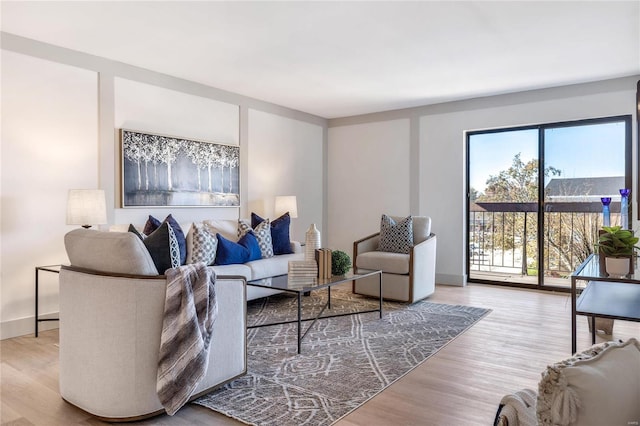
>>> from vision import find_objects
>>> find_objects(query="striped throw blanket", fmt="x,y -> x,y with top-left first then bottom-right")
157,263 -> 218,416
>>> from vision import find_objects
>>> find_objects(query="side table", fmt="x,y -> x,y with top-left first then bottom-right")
35,264 -> 63,337
571,254 -> 640,353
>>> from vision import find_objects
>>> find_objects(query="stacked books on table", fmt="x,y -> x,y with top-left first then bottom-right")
288,260 -> 318,278
315,248 -> 332,279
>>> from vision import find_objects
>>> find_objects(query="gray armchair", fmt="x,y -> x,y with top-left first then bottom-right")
353,216 -> 436,303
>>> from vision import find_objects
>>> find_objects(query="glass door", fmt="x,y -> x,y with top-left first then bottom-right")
467,116 -> 631,289
542,120 -> 630,287
468,128 -> 539,285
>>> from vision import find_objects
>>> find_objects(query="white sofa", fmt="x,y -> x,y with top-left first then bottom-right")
353,216 -> 437,303
59,226 -> 302,421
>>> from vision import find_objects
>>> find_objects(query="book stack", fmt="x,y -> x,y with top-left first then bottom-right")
315,248 -> 332,279
288,260 -> 318,278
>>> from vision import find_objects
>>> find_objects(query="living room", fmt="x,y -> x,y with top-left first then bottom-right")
1,1 -> 639,425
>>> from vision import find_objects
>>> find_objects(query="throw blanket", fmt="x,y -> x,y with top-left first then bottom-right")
496,388 -> 538,426
157,263 -> 218,416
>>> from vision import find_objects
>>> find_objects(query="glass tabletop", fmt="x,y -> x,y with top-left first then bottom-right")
247,268 -> 381,293
573,254 -> 640,283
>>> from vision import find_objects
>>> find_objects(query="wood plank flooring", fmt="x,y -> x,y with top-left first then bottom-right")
1,283 -> 638,425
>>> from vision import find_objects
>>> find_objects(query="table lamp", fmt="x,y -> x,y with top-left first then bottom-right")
274,195 -> 298,219
66,189 -> 107,229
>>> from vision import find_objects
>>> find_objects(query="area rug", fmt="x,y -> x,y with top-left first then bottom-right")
195,286 -> 490,426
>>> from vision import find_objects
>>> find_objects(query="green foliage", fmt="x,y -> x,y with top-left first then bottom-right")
596,226 -> 639,257
331,250 -> 351,276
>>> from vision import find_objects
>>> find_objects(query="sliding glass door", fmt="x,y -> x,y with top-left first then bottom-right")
467,116 -> 631,289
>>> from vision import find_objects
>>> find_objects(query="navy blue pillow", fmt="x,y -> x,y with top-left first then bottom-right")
143,215 -> 161,236
251,212 -> 293,255
143,214 -> 186,265
214,232 -> 261,265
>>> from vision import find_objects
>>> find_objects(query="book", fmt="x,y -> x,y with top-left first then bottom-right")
288,260 -> 318,278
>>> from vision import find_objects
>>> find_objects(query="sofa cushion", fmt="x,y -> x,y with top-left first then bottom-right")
64,229 -> 159,275
239,218 -> 273,259
140,222 -> 181,274
379,214 -> 413,254
251,212 -> 293,255
537,338 -> 640,426
215,232 -> 261,265
356,251 -> 410,275
246,252 -> 304,280
143,214 -> 187,265
186,222 -> 218,265
204,219 -> 238,242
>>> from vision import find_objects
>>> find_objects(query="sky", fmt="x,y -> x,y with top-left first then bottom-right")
468,120 -> 627,195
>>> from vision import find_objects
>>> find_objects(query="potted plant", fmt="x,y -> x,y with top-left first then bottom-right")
595,226 -> 639,277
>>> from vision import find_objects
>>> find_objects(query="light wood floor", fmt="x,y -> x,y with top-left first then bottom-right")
2,283 -> 639,426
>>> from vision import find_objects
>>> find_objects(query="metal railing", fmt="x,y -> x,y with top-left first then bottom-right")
469,201 -> 620,284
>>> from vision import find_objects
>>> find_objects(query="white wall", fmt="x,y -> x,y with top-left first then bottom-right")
113,78 -> 241,226
327,119 -> 411,254
247,109 -> 324,242
328,77 -> 638,286
1,51 -> 98,338
0,37 -> 326,339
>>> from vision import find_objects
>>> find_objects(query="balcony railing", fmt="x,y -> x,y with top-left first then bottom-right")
469,201 -> 621,286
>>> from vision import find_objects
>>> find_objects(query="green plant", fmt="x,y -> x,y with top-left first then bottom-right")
595,226 -> 639,257
331,250 -> 351,275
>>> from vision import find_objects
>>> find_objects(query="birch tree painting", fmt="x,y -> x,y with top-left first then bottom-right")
121,129 -> 240,207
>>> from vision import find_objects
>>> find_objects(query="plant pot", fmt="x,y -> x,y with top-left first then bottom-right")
605,257 -> 630,278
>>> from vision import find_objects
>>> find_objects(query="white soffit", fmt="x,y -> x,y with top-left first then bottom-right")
1,1 -> 639,119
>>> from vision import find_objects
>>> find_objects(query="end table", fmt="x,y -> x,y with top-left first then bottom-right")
35,264 -> 63,337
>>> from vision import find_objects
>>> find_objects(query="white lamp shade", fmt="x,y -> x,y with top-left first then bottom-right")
66,189 -> 107,227
274,195 -> 298,218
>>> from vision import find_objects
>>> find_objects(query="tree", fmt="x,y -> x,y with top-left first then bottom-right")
122,131 -> 145,190
159,137 -> 182,191
225,145 -> 239,193
475,153 -> 561,276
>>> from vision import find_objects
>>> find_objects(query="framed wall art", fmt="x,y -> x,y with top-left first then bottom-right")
120,129 -> 240,207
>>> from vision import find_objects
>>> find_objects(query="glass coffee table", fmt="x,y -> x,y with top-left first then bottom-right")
247,268 -> 382,354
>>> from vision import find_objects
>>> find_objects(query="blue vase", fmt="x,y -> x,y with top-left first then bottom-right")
620,189 -> 630,229
601,197 -> 611,227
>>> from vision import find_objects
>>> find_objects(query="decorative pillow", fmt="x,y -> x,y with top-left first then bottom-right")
137,221 -> 180,274
239,218 -> 273,259
379,214 -> 414,254
128,224 -> 146,240
537,338 -> 640,426
251,212 -> 293,255
142,214 -> 187,265
214,232 -> 261,265
187,222 -> 218,265
143,215 -> 162,235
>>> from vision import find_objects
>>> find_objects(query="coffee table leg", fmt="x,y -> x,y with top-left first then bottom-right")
328,286 -> 331,309
378,272 -> 382,318
297,293 -> 302,354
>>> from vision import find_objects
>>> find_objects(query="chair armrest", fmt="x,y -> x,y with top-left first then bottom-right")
353,233 -> 380,265
409,233 -> 437,301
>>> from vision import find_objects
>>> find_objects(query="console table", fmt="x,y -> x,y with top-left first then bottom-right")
571,254 -> 640,353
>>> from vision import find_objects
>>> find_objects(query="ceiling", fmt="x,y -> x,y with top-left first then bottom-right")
2,1 -> 639,119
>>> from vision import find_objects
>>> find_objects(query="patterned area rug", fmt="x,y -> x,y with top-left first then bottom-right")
195,286 -> 490,426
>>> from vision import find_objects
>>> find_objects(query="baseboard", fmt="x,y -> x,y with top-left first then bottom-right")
1,312 -> 59,340
436,273 -> 467,287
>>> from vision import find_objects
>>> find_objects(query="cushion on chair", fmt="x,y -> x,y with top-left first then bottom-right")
356,251 -> 410,275
390,215 -> 431,244
537,338 -> 640,426
379,214 -> 413,254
